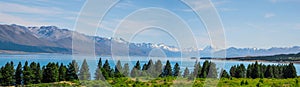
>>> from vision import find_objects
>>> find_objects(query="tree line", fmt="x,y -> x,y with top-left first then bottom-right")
0,58 -> 298,86
222,61 -> 297,79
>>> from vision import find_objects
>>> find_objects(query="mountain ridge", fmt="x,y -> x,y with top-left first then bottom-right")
0,24 -> 300,57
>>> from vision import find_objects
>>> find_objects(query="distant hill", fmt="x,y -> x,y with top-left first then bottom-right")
0,24 -> 300,57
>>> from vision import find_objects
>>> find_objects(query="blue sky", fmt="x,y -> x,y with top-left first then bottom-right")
0,0 -> 300,49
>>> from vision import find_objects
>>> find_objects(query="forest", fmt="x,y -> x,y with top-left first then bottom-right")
0,58 -> 298,87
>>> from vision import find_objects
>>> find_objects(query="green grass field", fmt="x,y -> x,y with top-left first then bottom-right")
27,77 -> 300,87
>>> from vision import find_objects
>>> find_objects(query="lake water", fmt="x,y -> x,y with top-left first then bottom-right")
0,54 -> 299,78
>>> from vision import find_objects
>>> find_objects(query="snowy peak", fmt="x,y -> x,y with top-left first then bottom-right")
28,26 -> 72,41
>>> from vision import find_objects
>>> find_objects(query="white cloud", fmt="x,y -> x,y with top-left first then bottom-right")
264,13 -> 276,18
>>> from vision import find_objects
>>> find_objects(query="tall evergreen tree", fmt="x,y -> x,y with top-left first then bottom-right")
102,59 -> 111,79
123,63 -> 130,77
284,63 -> 297,78
1,62 -> 15,86
0,66 -> 3,85
236,64 -> 246,78
42,62 -> 59,83
173,63 -> 180,76
160,60 -> 172,77
79,59 -> 91,80
15,62 -> 22,85
66,60 -> 79,81
131,60 -> 141,77
36,63 -> 42,83
30,62 -> 42,84
230,65 -> 237,78
200,60 -> 210,78
23,61 -> 32,85
246,64 -> 253,78
220,69 -> 230,78
59,63 -> 67,81
114,60 -> 123,77
251,61 -> 260,78
264,65 -> 274,78
154,60 -> 162,77
207,61 -> 218,78
94,58 -> 103,80
183,67 -> 190,78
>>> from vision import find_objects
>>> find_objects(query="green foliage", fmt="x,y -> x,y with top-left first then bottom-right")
42,62 -> 59,83
66,60 -> 79,81
94,58 -> 103,80
59,63 -> 67,81
173,63 -> 180,77
30,62 -> 42,84
79,59 -> 91,80
160,60 -> 172,77
15,62 -> 22,85
220,69 -> 230,78
183,67 -> 190,78
23,61 -> 33,85
114,60 -> 124,78
102,59 -> 111,79
123,63 -> 130,77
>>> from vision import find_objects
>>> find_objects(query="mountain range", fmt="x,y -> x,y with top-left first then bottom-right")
0,24 -> 300,57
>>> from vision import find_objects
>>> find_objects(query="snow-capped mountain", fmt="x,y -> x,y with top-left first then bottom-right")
1,24 -> 300,57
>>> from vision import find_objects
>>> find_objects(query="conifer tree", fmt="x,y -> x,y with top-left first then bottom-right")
161,60 -> 172,77
15,62 -> 22,85
66,60 -> 79,81
59,63 -> 67,81
220,69 -> 230,78
123,63 -> 130,77
42,62 -> 59,83
23,61 -> 32,85
173,63 -> 180,76
183,67 -> 190,78
94,58 -> 103,80
79,59 -> 91,80
102,59 -> 111,79
114,60 -> 123,77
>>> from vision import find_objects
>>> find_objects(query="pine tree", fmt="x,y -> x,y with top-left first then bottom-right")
236,64 -> 246,78
120,63 -> 128,77
251,61 -> 260,78
183,67 -> 190,78
246,64 -> 253,78
42,62 -> 59,83
1,62 -> 15,86
264,65 -> 274,78
79,59 -> 91,80
154,60 -> 162,77
230,65 -> 237,78
94,58 -> 103,80
192,61 -> 200,78
207,61 -> 218,78
173,63 -> 180,76
102,59 -> 111,79
114,60 -> 123,78
131,60 -> 141,77
59,63 -> 67,81
30,62 -> 41,84
200,60 -> 210,78
161,60 -> 172,77
66,60 -> 79,81
0,66 -> 3,85
220,69 -> 230,78
15,62 -> 22,85
284,63 -> 297,78
36,63 -> 42,83
23,61 -> 32,85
